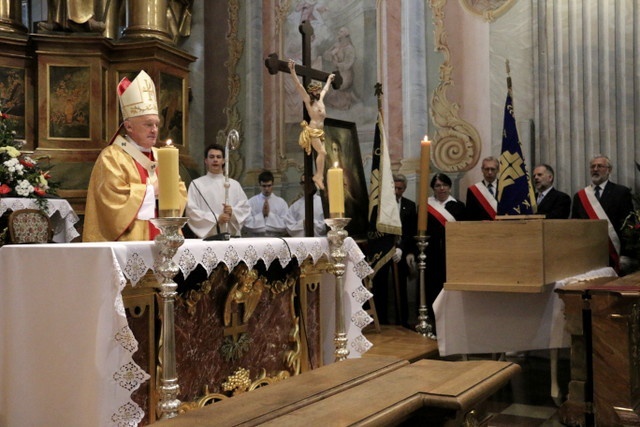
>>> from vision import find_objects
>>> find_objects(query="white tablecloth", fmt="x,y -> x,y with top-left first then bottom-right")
0,197 -> 80,242
0,237 -> 373,427
434,267 -> 617,356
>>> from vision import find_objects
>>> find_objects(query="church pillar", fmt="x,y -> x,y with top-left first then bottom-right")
121,0 -> 171,44
0,0 -> 27,34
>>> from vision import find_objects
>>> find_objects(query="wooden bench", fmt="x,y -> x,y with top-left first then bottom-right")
155,356 -> 520,426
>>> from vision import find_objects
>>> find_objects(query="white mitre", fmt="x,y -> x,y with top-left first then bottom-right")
117,70 -> 158,119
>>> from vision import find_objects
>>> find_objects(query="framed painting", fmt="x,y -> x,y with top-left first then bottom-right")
0,66 -> 26,139
322,118 -> 368,238
47,65 -> 91,139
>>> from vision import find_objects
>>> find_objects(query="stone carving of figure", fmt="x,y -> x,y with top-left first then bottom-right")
166,0 -> 194,42
38,0 -> 106,33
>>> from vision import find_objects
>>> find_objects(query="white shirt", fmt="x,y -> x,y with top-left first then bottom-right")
244,193 -> 289,236
186,172 -> 250,238
284,194 -> 326,237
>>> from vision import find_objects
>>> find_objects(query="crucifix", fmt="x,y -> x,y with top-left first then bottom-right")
265,20 -> 342,237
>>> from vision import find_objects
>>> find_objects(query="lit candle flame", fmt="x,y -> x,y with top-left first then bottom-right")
166,139 -> 173,147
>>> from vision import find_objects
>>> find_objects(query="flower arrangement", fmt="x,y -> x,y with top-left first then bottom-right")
0,109 -> 58,209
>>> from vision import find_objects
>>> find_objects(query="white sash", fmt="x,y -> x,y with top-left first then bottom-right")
583,185 -> 621,255
429,198 -> 456,223
114,135 -> 158,186
473,183 -> 498,211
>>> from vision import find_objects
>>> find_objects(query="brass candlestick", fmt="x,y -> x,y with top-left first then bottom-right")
415,234 -> 436,339
150,217 -> 188,419
325,217 -> 351,362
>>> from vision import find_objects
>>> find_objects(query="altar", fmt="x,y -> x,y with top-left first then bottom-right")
0,197 -> 80,242
0,237 -> 373,427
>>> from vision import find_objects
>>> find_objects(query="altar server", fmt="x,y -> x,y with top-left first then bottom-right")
284,175 -> 326,237
83,70 -> 187,242
186,143 -> 250,238
243,170 -> 289,237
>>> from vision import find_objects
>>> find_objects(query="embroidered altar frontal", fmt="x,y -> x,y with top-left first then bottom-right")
126,257 -> 323,424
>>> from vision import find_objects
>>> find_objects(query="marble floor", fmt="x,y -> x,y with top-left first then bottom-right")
480,351 -> 569,426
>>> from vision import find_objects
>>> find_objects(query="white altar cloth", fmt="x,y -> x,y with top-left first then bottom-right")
0,237 -> 373,427
0,197 -> 80,242
434,267 -> 617,356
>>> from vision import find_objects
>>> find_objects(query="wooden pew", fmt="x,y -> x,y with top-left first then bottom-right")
155,356 -> 520,426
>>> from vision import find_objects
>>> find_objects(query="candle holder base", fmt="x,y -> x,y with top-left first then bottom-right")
150,217 -> 188,419
414,234 -> 437,340
325,217 -> 351,362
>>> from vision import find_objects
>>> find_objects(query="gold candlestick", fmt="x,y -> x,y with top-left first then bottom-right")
150,217 -> 188,419
415,234 -> 436,339
325,217 -> 351,362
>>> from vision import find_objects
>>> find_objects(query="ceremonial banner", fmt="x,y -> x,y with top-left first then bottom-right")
367,105 -> 401,275
497,80 -> 536,215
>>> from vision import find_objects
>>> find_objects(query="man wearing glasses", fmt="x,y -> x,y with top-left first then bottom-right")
572,154 -> 633,273
243,170 -> 289,237
465,156 -> 499,220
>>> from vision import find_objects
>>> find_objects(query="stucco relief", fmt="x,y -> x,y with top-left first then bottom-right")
428,0 -> 481,172
459,0 -> 516,22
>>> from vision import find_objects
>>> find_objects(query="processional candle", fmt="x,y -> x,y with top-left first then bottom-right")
157,139 -> 180,217
417,135 -> 431,233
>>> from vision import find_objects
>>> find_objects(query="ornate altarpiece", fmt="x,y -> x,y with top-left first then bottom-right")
0,2 -> 196,215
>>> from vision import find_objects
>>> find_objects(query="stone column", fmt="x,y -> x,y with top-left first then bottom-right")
121,0 -> 171,44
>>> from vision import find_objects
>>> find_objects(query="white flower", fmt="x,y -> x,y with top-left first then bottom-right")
15,179 -> 34,196
0,146 -> 20,157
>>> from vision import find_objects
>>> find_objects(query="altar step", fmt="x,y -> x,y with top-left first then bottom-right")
362,324 -> 439,362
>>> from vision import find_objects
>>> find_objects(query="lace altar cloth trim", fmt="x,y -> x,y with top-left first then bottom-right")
107,237 -> 373,423
0,197 -> 80,242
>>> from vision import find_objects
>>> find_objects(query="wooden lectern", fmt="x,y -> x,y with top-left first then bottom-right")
445,219 -> 609,293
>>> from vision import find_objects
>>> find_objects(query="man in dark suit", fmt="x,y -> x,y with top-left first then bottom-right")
371,174 -> 417,327
466,156 -> 499,220
571,155 -> 633,272
392,174 -> 418,327
532,164 -> 571,219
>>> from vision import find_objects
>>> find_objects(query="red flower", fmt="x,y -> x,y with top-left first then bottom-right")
19,158 -> 34,168
0,112 -> 7,120
0,183 -> 10,194
33,187 -> 46,196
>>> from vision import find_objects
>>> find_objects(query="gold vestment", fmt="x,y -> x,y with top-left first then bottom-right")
83,143 -> 187,242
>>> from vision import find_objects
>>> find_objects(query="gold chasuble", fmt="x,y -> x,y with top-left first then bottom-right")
83,143 -> 187,242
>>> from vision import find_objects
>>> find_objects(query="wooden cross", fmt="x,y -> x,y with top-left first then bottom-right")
265,20 -> 342,237
224,310 -> 248,343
